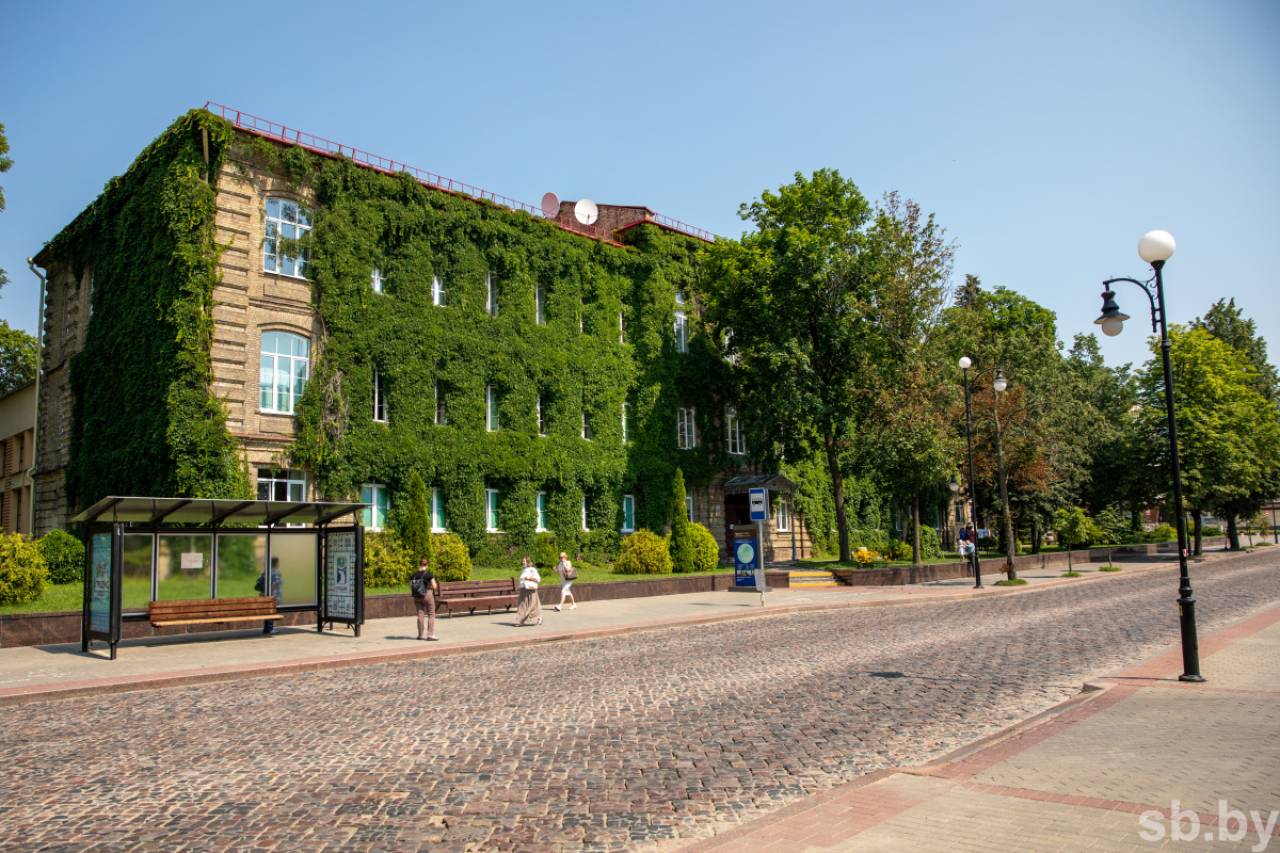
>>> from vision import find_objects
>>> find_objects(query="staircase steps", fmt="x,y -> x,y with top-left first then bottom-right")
788,569 -> 840,588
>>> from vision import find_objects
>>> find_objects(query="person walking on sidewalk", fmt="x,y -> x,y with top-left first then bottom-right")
410,557 -> 439,641
516,556 -> 542,626
554,551 -> 577,612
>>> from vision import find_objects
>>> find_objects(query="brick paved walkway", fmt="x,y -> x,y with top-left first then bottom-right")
0,550 -> 1276,851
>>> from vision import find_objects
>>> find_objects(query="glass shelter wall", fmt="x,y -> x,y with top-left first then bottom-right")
156,534 -> 213,601
217,533 -> 267,598
269,533 -> 317,607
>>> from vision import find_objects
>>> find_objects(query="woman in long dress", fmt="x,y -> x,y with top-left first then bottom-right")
516,556 -> 542,626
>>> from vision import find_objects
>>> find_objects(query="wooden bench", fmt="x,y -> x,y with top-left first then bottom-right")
436,579 -> 518,617
149,596 -> 281,628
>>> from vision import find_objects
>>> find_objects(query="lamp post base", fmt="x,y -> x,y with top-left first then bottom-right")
1178,595 -> 1204,682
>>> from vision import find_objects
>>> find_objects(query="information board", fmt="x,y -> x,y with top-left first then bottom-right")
733,538 -> 758,587
749,488 -> 768,521
325,531 -> 357,621
89,533 -> 112,634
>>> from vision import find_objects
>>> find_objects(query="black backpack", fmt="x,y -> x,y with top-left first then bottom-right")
410,571 -> 433,597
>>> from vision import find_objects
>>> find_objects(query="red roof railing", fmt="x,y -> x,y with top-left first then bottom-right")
203,101 -> 713,243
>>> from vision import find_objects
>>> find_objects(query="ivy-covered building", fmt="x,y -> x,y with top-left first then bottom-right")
31,105 -> 812,563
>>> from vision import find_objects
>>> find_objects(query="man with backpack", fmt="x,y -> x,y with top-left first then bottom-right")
411,556 -> 439,641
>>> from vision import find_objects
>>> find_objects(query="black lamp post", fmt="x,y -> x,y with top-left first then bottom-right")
958,357 -> 986,588
1094,229 -> 1204,683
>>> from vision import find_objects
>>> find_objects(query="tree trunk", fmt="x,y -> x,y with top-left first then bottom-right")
825,435 -> 850,563
1192,510 -> 1203,556
1226,515 -> 1240,551
993,405 -> 1017,580
911,495 -> 922,574
1030,516 -> 1041,554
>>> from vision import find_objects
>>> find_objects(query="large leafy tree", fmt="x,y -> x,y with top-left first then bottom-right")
0,121 -> 11,291
1192,298 -> 1279,403
1139,326 -> 1280,552
702,170 -> 897,562
0,321 -> 36,395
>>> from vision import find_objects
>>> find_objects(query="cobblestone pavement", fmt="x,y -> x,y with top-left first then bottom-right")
2,552 -> 1277,852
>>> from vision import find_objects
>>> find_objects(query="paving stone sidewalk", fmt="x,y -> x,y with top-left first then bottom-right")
681,596 -> 1280,852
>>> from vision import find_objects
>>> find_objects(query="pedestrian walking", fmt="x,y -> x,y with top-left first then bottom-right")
516,556 -> 542,626
256,557 -> 283,635
410,556 -> 439,641
959,523 -> 975,558
553,551 -> 577,611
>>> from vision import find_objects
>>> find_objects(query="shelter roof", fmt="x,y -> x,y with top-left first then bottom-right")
72,496 -> 367,527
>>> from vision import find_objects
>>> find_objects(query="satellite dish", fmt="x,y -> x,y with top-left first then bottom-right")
540,192 -> 560,219
574,198 -> 599,226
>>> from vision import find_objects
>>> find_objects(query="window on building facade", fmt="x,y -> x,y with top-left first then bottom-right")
536,394 -> 547,436
257,468 -> 306,502
259,331 -> 310,415
726,407 -> 746,455
674,310 -> 688,353
432,275 -> 446,306
686,495 -> 694,522
486,272 -> 498,317
582,410 -> 592,440
776,495 -> 792,532
435,382 -> 446,425
263,198 -> 311,277
486,385 -> 500,431
536,491 -> 548,532
361,483 -> 390,530
373,371 -> 388,423
370,268 -> 385,294
676,406 -> 698,450
535,284 -> 545,325
619,311 -> 625,344
486,488 -> 501,532
621,494 -> 635,533
581,495 -> 590,531
432,487 -> 447,532
621,403 -> 628,444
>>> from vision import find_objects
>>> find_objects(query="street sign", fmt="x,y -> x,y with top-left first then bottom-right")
749,487 -> 768,521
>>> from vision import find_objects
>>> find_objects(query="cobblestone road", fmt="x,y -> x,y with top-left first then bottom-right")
2,553 -> 1278,852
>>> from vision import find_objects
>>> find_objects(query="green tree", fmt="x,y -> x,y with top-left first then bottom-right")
0,321 -> 36,395
1193,298 -> 1279,403
397,470 -> 432,565
0,121 -> 11,290
668,468 -> 694,572
1139,327 -> 1280,552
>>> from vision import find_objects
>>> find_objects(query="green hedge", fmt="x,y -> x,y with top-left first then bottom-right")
0,534 -> 47,605
39,529 -> 85,584
614,529 -> 672,575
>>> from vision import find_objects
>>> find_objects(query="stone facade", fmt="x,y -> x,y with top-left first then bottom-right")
0,382 -> 36,535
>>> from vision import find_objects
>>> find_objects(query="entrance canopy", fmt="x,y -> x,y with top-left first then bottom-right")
722,474 -> 797,494
73,496 -> 368,527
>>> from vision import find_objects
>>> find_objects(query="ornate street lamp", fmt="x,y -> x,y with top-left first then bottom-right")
1094,229 -> 1204,682
958,356 -> 990,588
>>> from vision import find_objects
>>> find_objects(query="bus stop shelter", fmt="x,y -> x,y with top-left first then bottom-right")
73,496 -> 368,659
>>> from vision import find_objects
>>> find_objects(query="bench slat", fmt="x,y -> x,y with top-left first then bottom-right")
149,596 -> 280,627
152,614 -> 278,627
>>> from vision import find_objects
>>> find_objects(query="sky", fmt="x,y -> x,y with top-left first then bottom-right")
2,0 -> 1277,372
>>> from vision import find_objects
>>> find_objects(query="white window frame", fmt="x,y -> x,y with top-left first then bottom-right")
263,198 -> 311,278
536,491 -> 548,533
621,494 -> 635,533
373,370 -> 388,423
674,311 -> 689,353
486,488 -> 501,533
686,495 -> 694,522
486,271 -> 498,317
535,284 -> 545,325
432,275 -> 446,307
259,331 -> 310,415
582,410 -> 592,440
486,385 -> 499,432
536,394 -> 547,436
726,407 -> 746,455
257,468 -> 306,502
581,496 -> 590,532
434,382 -> 446,425
619,311 -> 625,344
361,483 -> 389,531
621,403 -> 628,444
370,268 -> 385,294
431,487 -> 447,532
776,495 -> 792,533
677,406 -> 698,450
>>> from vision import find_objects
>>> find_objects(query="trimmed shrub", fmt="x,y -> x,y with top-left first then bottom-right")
0,533 -> 47,605
686,523 -> 719,573
1147,523 -> 1177,542
532,532 -> 559,569
431,532 -> 472,582
1201,525 -> 1223,537
668,469 -> 695,572
364,531 -> 413,588
918,526 -> 943,560
888,539 -> 912,562
615,529 -> 673,575
40,529 -> 86,584
397,471 -> 432,565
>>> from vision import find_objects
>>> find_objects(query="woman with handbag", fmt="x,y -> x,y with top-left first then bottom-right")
410,557 -> 440,641
554,551 -> 577,611
515,556 -> 542,626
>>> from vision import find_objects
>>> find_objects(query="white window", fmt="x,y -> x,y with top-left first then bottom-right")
486,271 -> 498,317
370,268 -> 385,294
619,311 -> 625,344
257,468 -> 306,502
432,275 -> 446,306
582,410 -> 593,440
776,495 -> 792,533
263,198 -> 311,277
674,289 -> 687,306
258,331 -> 310,414
581,496 -> 590,531
621,403 -> 628,444
674,311 -> 688,353
361,483 -> 390,530
677,406 -> 698,450
536,491 -> 548,532
434,382 -> 446,425
536,394 -> 547,436
726,407 -> 746,455
486,385 -> 500,431
535,284 -> 545,325
686,495 -> 694,522
486,488 -> 501,532
621,494 -> 635,533
373,371 -> 388,423
431,487 -> 447,532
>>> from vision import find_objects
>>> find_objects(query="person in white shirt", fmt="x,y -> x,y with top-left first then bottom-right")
554,551 -> 577,612
516,556 -> 542,626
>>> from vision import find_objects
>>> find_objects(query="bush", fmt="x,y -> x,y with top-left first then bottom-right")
364,531 -> 413,588
532,532 -> 559,569
888,539 -> 912,562
430,532 -> 472,581
851,527 -> 889,554
686,523 -> 719,573
668,469 -> 695,573
396,471 -> 432,565
918,525 -> 943,560
1201,525 -> 1223,537
0,533 -> 47,605
615,529 -> 673,575
39,529 -> 85,584
1147,523 -> 1177,542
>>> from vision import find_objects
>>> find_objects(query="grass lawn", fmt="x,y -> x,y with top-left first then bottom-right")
0,582 -> 85,614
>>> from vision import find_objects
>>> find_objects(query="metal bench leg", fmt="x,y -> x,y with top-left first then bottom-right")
109,642 -> 117,661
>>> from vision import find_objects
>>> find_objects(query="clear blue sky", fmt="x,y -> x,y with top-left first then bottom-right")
2,1 -> 1276,371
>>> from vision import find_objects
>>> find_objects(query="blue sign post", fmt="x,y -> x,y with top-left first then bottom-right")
748,488 -> 768,601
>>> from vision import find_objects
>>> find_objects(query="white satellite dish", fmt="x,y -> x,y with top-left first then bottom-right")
574,198 -> 599,226
540,192 -> 560,219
